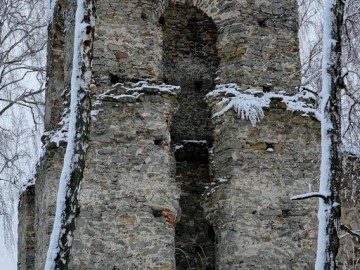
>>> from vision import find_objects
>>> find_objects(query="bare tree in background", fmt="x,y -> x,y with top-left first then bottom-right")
342,0 -> 360,153
298,0 -> 360,149
0,0 -> 46,108
297,0 -> 323,92
0,0 -> 46,248
338,2 -> 360,269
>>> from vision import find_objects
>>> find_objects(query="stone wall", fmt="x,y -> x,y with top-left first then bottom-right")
17,0 -> 330,269
93,0 -> 300,93
162,4 -> 220,87
93,0 -> 164,83
44,0 -> 75,130
34,147 -> 67,270
205,95 -> 321,269
68,88 -> 180,269
17,186 -> 35,269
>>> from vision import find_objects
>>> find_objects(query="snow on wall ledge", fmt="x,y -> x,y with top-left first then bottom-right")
206,83 -> 317,126
96,81 -> 180,103
91,81 -> 180,123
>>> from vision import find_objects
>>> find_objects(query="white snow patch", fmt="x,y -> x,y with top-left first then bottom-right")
50,131 -> 68,146
182,140 -> 207,144
175,144 -> 184,150
203,176 -> 229,196
332,202 -> 340,208
206,84 -> 317,126
96,81 -> 180,104
218,177 -> 228,183
90,109 -> 102,121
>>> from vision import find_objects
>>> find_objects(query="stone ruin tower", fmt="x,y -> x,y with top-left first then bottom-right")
18,0 -> 324,269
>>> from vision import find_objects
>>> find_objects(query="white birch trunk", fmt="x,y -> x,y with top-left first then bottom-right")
44,0 -> 95,268
316,0 -> 344,269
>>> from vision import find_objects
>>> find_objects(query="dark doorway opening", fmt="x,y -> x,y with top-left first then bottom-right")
162,4 -> 220,269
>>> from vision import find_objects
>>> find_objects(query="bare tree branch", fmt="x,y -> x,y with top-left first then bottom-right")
0,0 -> 46,250
291,192 -> 330,202
340,224 -> 360,243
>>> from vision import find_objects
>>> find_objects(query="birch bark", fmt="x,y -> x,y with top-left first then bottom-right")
44,0 -> 95,268
316,0 -> 344,269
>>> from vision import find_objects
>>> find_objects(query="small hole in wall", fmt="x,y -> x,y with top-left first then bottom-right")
258,19 -> 267,27
154,135 -> 163,146
159,16 -> 165,25
282,209 -> 290,218
262,84 -> 272,92
76,206 -> 80,217
266,143 -> 274,152
194,81 -> 203,91
109,73 -> 120,84
152,209 -> 162,218
141,11 -> 148,20
154,139 -> 162,146
208,225 -> 216,241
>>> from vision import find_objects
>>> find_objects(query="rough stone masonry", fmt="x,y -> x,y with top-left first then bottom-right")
17,0 -> 357,269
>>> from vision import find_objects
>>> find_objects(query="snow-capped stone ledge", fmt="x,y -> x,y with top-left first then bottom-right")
97,81 -> 181,103
206,83 -> 317,126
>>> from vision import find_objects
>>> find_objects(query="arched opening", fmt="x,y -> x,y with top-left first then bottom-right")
163,4 -> 219,142
162,4 -> 219,269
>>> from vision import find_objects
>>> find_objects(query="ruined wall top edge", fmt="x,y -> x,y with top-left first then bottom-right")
91,0 -> 300,92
